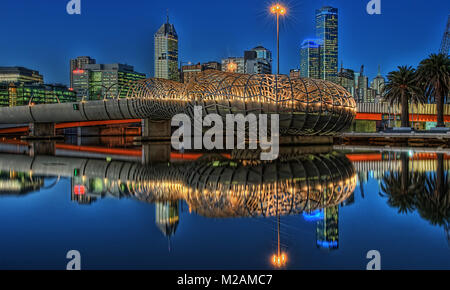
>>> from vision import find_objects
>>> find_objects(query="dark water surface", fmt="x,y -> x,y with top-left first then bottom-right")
0,141 -> 449,270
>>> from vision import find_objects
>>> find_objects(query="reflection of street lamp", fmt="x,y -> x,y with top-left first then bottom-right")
270,3 -> 286,75
227,62 -> 237,72
271,252 -> 287,268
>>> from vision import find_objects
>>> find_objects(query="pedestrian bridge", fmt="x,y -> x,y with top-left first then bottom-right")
0,71 -> 356,136
0,151 -> 356,218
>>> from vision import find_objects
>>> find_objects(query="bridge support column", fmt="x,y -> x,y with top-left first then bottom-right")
142,142 -> 171,164
139,119 -> 172,141
29,141 -> 55,156
25,122 -> 61,140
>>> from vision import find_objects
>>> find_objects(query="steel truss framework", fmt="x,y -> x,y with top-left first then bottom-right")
130,152 -> 357,218
126,70 -> 356,135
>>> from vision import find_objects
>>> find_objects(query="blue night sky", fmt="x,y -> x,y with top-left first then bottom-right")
0,0 -> 448,85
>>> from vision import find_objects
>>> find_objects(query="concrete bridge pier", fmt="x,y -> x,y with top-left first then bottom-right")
141,142 -> 171,164
25,122 -> 62,140
139,119 -> 172,142
29,141 -> 56,156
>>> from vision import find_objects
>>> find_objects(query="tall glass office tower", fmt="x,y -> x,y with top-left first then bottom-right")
300,39 -> 322,79
154,16 -> 179,82
315,6 -> 338,83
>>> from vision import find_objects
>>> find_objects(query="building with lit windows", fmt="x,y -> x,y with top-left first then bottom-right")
222,57 -> 245,73
315,6 -> 338,83
181,61 -> 222,83
222,46 -> 272,74
156,201 -> 180,238
181,63 -> 202,84
337,67 -> 355,96
71,63 -> 146,100
316,205 -> 339,250
0,82 -> 76,107
0,170 -> 44,196
300,39 -> 322,79
154,17 -> 179,81
371,66 -> 386,98
202,61 -> 222,71
0,67 -> 43,84
70,56 -> 96,90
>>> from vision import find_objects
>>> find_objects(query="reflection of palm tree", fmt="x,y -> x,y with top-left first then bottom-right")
380,153 -> 426,214
416,154 -> 450,227
357,171 -> 366,199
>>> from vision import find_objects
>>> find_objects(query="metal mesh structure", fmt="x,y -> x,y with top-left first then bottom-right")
130,152 -> 357,218
124,70 -> 356,135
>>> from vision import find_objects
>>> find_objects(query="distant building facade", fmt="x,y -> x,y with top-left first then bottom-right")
181,63 -> 202,83
0,67 -> 43,84
70,56 -> 96,89
289,69 -> 301,79
72,63 -> 146,100
370,66 -> 386,99
0,82 -> 76,107
337,67 -> 355,96
315,6 -> 338,82
300,39 -> 322,79
154,17 -> 179,81
181,61 -> 222,83
222,57 -> 245,74
222,46 -> 272,74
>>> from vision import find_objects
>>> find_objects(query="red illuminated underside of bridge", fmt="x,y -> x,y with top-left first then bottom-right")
0,113 -> 448,135
355,113 -> 450,122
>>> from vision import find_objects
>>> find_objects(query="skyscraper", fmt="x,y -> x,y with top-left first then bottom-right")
440,14 -> 450,55
70,56 -> 96,89
371,65 -> 386,97
300,39 -> 322,79
154,15 -> 179,81
338,67 -> 355,96
315,6 -> 338,82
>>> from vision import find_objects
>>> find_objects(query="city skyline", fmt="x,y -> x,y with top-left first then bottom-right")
0,0 -> 448,85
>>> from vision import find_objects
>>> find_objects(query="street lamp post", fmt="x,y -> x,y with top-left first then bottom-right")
270,4 -> 286,75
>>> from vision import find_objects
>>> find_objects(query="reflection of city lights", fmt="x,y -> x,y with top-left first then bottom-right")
271,252 -> 287,268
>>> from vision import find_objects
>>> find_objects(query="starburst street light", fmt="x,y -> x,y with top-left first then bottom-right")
227,62 -> 237,72
270,3 -> 287,75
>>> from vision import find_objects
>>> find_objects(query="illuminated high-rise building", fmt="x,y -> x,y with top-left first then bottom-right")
338,67 -> 355,96
316,205 -> 339,250
315,6 -> 338,83
156,201 -> 180,238
371,65 -> 386,97
154,15 -> 179,81
70,56 -> 96,89
300,39 -> 322,79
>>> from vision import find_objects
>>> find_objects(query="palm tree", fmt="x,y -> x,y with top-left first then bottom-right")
383,66 -> 424,128
416,53 -> 450,128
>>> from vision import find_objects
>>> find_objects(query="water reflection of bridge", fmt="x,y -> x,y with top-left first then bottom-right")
0,151 -> 357,218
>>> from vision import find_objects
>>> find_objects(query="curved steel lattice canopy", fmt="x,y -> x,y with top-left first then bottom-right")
126,70 -> 356,135
130,152 -> 357,218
